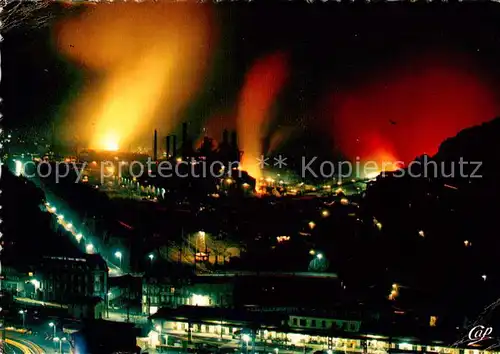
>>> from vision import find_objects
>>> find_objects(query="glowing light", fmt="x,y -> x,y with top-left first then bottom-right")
276,236 -> 290,243
101,133 -> 119,151
86,244 -> 94,253
14,160 -> 23,176
191,294 -> 210,306
308,221 -> 316,229
389,283 -> 400,300
365,171 -> 380,180
325,54 -> 498,164
56,3 -> 214,151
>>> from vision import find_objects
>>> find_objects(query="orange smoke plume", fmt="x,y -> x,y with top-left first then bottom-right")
237,52 -> 289,180
55,3 -> 213,151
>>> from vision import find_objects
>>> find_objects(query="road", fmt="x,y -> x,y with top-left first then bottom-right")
3,334 -> 46,354
107,309 -> 148,324
5,328 -> 64,354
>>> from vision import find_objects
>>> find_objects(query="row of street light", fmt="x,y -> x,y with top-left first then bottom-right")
49,322 -> 68,353
18,312 -> 67,353
46,202 -> 96,255
47,203 -> 155,273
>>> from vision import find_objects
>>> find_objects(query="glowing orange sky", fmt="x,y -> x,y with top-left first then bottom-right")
325,54 -> 499,168
237,52 -> 289,180
55,3 -> 213,151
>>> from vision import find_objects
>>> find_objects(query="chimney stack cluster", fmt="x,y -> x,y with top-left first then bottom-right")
156,122 -> 240,163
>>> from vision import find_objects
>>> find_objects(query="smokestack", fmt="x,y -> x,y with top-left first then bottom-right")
222,129 -> 229,145
231,130 -> 238,148
153,129 -> 158,161
166,135 -> 171,158
182,122 -> 188,146
172,135 -> 177,159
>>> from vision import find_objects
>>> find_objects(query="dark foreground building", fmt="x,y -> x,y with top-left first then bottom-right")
71,320 -> 141,354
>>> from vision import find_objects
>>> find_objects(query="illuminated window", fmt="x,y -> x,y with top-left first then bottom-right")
191,294 -> 211,306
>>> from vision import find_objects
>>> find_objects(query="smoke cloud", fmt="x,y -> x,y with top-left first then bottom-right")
56,2 -> 214,152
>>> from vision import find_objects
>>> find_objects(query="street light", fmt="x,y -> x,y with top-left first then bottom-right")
242,334 -> 250,354
53,337 -> 66,354
49,322 -> 56,338
86,243 -> 94,253
317,253 -> 323,260
115,251 -> 122,268
18,310 -> 26,328
107,292 -> 112,318
30,279 -> 40,291
148,253 -> 154,263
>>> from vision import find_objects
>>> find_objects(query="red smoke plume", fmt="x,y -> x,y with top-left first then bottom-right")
237,52 -> 289,180
325,55 -> 499,167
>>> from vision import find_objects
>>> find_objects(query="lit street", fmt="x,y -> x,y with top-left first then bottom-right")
4,330 -> 48,354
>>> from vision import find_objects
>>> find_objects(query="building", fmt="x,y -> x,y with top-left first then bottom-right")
149,306 -> 486,354
142,272 -> 340,315
0,266 -> 33,298
149,306 -> 366,352
288,313 -> 361,333
39,254 -> 108,316
70,320 -> 141,354
142,275 -> 234,315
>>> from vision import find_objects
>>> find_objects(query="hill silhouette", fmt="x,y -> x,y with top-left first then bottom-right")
349,116 -> 500,330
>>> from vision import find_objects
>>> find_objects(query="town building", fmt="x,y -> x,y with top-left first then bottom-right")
148,306 -> 475,354
142,275 -> 234,315
141,272 -> 340,315
38,254 -> 108,318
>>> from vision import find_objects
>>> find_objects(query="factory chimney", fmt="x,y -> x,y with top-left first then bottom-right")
231,131 -> 238,149
166,135 -> 171,158
230,130 -> 240,162
153,129 -> 158,161
222,129 -> 229,145
172,135 -> 177,159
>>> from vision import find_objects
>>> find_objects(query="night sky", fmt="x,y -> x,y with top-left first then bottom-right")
4,2 -> 500,162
